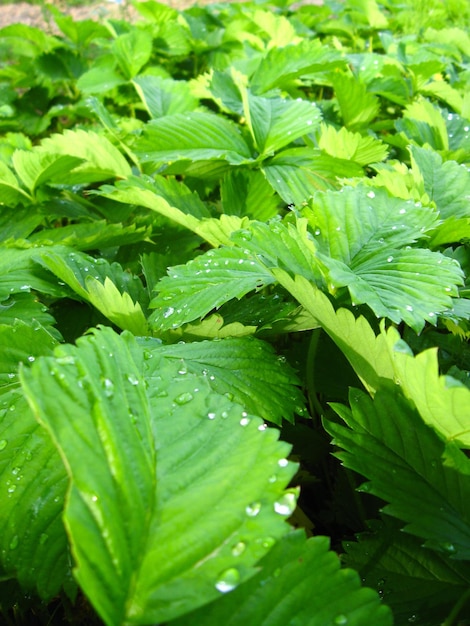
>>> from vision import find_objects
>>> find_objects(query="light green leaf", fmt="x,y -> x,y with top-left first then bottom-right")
250,39 -> 345,94
410,145 -> 470,220
400,99 -> 449,151
318,124 -> 388,166
249,9 -> 299,47
246,94 -> 321,156
428,218 -> 470,247
37,129 -> 132,183
85,276 -> 148,335
112,29 -> 153,80
272,272 -> 395,394
11,151 -> 84,192
0,388 -> 70,600
332,73 -> 380,129
77,67 -> 127,94
0,161 -> 32,207
172,530 -> 392,626
133,75 -> 198,118
135,111 -> 252,164
155,336 -> 305,424
21,327 -> 297,625
389,343 -> 470,447
149,247 -> 275,331
327,387 -> 470,560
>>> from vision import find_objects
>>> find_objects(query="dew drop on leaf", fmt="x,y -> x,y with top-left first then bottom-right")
163,307 -> 175,318
231,541 -> 246,556
215,567 -> 240,593
245,502 -> 261,517
9,535 -> 18,550
127,374 -> 139,386
207,412 -> 216,420
278,458 -> 289,468
103,378 -> 114,397
174,392 -> 193,405
240,417 -> 250,426
367,191 -> 375,198
334,616 -> 348,625
0,440 -> 7,451
274,492 -> 296,516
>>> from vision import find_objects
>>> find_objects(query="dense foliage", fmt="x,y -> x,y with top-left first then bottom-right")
0,0 -> 470,623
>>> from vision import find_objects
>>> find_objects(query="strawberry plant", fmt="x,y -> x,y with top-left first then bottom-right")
0,0 -> 469,624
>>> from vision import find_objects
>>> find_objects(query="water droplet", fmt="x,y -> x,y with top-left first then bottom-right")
334,616 -> 348,625
258,423 -> 267,431
39,533 -> 48,545
7,484 -> 17,494
278,458 -> 289,468
406,305 -> 413,312
231,541 -> 246,556
9,535 -> 18,550
215,567 -> 240,593
274,491 -> 297,516
103,378 -> 114,397
245,502 -> 261,517
268,474 -> 277,483
174,392 -> 193,405
306,120 -> 313,126
0,440 -> 7,451
399,208 -> 406,214
314,228 -> 321,236
127,374 -> 139,386
408,616 -> 417,623
367,191 -> 375,199
11,467 -> 21,476
163,307 -> 175,318
27,356 -> 35,363
240,417 -> 250,426
441,542 -> 455,553
207,412 -> 216,420
387,256 -> 393,263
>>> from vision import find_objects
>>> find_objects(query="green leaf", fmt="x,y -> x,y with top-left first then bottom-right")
305,187 -> 461,330
0,388 -> 70,600
112,29 -> 153,80
29,221 -> 151,251
37,129 -> 132,183
332,73 -> 380,129
0,294 -> 59,340
149,247 -> 275,331
327,387 -> 470,560
318,124 -> 388,166
0,206 -> 43,241
344,517 -> 470,626
34,248 -> 148,331
410,145 -> 470,220
155,336 -> 305,424
133,75 -> 198,118
250,39 -> 345,94
221,170 -> 279,220
245,94 -> 322,156
0,319 -> 58,386
21,327 -> 297,625
172,530 -> 392,626
135,111 -> 253,165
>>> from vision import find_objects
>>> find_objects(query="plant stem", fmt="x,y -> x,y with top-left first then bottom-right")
442,588 -> 470,626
